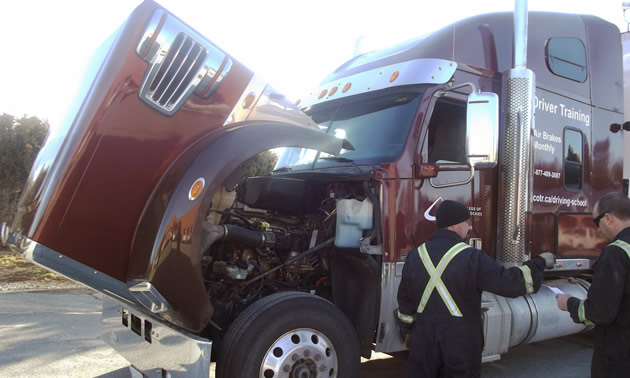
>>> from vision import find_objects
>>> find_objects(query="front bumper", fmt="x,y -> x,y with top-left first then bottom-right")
3,228 -> 214,377
102,297 -> 213,377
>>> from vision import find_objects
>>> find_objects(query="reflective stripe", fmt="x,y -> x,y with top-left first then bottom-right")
397,309 -> 415,324
573,240 -> 630,327
578,300 -> 594,326
417,242 -> 469,317
516,265 -> 534,294
610,240 -> 630,260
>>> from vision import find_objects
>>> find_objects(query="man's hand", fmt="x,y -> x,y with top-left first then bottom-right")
399,324 -> 412,345
556,293 -> 571,311
538,252 -> 556,269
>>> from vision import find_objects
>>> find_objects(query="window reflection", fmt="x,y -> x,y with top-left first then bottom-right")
427,99 -> 467,164
275,88 -> 424,170
563,128 -> 583,190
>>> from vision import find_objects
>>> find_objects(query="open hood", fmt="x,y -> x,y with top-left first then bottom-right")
12,0 -> 346,331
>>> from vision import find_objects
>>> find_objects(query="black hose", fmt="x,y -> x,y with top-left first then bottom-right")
211,209 -> 253,227
223,224 -> 267,248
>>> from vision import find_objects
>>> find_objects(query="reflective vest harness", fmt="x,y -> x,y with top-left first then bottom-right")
577,239 -> 630,326
416,242 -> 470,317
610,239 -> 630,259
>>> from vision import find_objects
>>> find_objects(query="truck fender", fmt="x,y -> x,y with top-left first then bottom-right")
126,121 -> 345,332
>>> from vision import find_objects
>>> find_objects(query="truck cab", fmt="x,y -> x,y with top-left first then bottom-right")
2,1 -> 625,377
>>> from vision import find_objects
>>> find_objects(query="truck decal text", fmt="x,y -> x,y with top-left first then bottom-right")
534,96 -> 590,127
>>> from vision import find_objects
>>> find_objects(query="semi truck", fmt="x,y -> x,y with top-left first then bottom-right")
2,0 -> 627,376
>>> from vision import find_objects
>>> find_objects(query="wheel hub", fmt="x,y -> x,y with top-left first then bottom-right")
291,359 -> 316,377
261,328 -> 338,378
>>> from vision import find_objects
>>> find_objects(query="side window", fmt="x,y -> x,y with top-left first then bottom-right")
427,99 -> 467,163
546,38 -> 587,82
563,128 -> 583,190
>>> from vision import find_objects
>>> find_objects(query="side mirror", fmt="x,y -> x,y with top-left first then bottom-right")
466,92 -> 499,166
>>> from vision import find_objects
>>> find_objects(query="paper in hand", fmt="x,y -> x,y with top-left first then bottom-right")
547,286 -> 565,295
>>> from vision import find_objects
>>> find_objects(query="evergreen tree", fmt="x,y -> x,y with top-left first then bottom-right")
0,114 -> 49,222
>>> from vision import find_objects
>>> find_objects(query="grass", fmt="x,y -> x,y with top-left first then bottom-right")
0,253 -> 30,268
0,249 -> 66,282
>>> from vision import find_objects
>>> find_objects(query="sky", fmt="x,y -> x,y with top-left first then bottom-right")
1,0 -> 628,128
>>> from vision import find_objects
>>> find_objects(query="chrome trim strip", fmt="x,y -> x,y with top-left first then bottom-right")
137,10 -> 166,59
103,297 -> 212,377
223,74 -> 268,126
128,281 -> 172,313
299,59 -> 457,108
21,240 -> 136,305
549,258 -> 590,272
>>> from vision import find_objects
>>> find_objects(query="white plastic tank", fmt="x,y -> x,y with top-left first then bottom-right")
335,198 -> 373,248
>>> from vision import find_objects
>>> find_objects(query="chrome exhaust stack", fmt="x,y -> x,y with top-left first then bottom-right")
497,0 -> 536,266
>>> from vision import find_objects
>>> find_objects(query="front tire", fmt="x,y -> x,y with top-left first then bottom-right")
216,291 -> 360,378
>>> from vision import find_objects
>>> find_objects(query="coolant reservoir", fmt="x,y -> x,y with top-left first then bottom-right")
335,198 -> 373,248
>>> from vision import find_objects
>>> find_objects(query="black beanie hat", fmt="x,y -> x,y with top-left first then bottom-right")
436,200 -> 471,228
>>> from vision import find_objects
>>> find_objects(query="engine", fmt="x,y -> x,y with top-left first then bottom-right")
201,175 -> 377,330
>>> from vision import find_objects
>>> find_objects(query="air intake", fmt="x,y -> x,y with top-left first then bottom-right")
137,10 -> 232,116
142,33 -> 207,113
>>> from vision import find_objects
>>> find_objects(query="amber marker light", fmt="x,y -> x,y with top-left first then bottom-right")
189,178 -> 205,201
318,89 -> 328,99
329,86 -> 338,97
389,71 -> 400,82
242,92 -> 256,109
342,82 -> 352,93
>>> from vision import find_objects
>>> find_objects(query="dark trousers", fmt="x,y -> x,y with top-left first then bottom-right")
406,318 -> 482,378
591,347 -> 630,378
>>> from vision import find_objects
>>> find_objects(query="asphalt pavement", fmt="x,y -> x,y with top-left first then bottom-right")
0,289 -> 593,377
0,289 -> 129,378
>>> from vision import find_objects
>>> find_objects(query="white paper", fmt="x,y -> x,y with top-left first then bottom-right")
547,286 -> 565,295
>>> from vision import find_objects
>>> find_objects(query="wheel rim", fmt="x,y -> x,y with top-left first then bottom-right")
260,328 -> 338,378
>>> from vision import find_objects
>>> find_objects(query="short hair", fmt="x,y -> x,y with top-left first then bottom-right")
596,192 -> 630,221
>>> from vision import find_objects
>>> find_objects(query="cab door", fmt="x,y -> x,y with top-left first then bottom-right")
412,88 -> 500,258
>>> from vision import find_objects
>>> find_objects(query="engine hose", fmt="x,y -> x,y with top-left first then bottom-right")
239,238 -> 334,287
211,209 -> 253,227
362,181 -> 382,245
223,224 -> 268,248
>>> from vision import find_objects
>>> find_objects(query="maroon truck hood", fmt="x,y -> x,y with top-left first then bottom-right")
14,0 -> 344,331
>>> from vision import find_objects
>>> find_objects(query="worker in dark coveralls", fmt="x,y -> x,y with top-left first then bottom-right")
556,192 -> 630,377
396,200 -> 554,377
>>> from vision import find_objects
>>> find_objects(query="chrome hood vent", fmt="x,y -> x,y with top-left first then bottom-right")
137,10 -> 233,116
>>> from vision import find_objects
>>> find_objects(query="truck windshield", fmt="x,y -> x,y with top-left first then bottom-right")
275,88 -> 424,170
